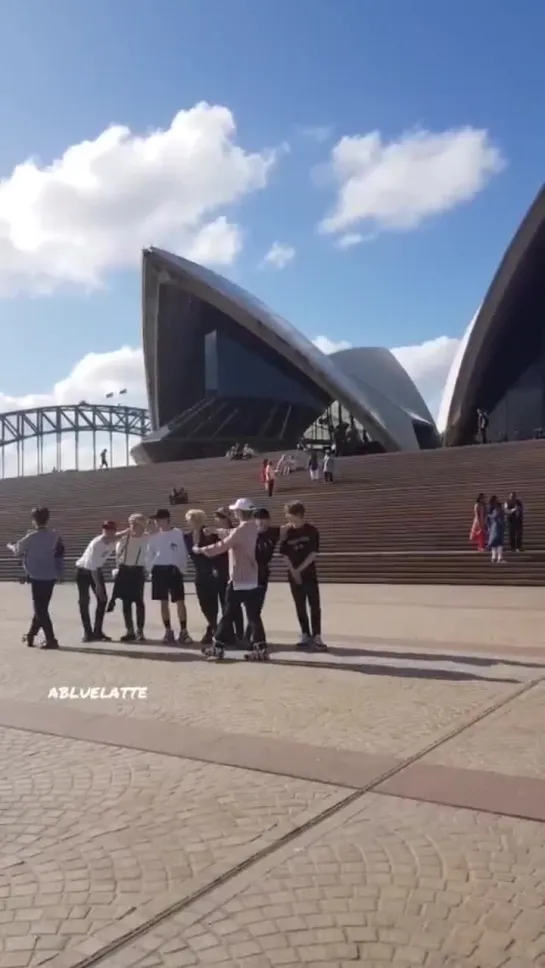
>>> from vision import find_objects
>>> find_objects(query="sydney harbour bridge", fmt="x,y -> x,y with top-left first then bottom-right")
0,403 -> 150,478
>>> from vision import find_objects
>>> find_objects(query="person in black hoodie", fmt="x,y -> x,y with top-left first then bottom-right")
184,509 -> 221,645
243,508 -> 280,657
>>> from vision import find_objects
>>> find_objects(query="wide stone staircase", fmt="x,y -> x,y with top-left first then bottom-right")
0,440 -> 543,584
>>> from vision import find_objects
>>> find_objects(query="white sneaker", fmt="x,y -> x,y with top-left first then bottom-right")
313,635 -> 328,652
296,634 -> 313,648
178,629 -> 194,645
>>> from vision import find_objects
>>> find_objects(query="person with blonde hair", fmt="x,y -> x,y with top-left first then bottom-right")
184,509 -> 222,645
109,513 -> 148,642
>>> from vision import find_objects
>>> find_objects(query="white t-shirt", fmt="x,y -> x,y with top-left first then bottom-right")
76,535 -> 115,571
147,528 -> 188,573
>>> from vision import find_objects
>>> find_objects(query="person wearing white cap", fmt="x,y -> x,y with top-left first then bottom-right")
193,498 -> 267,661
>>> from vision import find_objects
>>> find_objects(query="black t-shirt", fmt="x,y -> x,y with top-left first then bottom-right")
255,526 -> 280,585
184,529 -> 218,581
279,523 -> 319,577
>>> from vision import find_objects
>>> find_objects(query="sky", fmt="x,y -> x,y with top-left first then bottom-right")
0,0 -> 544,472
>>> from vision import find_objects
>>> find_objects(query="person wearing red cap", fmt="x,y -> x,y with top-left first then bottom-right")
75,521 -> 119,642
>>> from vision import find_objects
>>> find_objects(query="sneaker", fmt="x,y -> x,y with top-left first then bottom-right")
41,640 -> 59,650
162,629 -> 175,644
120,632 -> 136,643
94,633 -> 112,643
312,635 -> 328,652
200,629 -> 214,646
178,629 -> 194,645
296,634 -> 313,649
82,632 -> 95,643
136,631 -> 146,643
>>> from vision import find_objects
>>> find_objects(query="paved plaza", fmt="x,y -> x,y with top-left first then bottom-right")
1,582 -> 545,967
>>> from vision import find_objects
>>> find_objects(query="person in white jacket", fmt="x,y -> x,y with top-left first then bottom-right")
147,508 -> 193,644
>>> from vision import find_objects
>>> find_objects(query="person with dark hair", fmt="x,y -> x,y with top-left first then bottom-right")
194,498 -> 266,661
504,491 -> 524,553
75,520 -> 118,642
185,509 -> 222,645
8,507 -> 64,648
147,508 -> 192,644
487,495 -> 505,564
242,508 -> 280,656
279,501 -> 326,650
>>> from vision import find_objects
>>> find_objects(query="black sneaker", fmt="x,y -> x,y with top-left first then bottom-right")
82,632 -> 95,643
41,640 -> 59,650
94,633 -> 112,642
120,632 -> 136,643
136,631 -> 146,644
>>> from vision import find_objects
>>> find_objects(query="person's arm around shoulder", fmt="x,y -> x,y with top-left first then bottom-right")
195,524 -> 240,557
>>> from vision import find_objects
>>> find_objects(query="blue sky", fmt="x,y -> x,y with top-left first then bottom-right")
0,0 -> 544,462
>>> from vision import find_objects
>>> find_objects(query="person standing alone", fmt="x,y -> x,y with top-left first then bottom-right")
148,508 -> 193,644
8,507 -> 64,648
279,501 -> 326,650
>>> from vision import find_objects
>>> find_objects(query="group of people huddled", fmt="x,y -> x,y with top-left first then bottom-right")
8,500 -> 325,660
470,491 -> 524,562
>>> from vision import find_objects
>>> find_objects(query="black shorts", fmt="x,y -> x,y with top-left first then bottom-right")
151,565 -> 185,603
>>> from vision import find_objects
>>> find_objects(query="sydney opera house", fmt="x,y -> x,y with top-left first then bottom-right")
132,184 -> 545,464
440,184 -> 545,446
132,247 -> 439,464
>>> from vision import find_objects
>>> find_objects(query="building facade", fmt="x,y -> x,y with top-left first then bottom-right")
133,247 -> 439,464
440,184 -> 545,445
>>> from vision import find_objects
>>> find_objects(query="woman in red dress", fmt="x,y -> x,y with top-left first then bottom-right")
469,493 -> 487,552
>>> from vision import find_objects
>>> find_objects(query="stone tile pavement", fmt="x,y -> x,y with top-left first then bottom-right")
0,582 -> 544,967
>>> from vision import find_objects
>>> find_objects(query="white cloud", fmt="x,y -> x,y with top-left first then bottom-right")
312,336 -> 351,354
319,126 -> 505,237
336,232 -> 364,249
262,242 -> 296,270
391,335 -> 460,419
299,125 -> 334,144
0,102 -> 280,295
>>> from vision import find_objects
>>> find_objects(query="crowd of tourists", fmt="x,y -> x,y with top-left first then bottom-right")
470,491 -> 524,562
8,500 -> 324,659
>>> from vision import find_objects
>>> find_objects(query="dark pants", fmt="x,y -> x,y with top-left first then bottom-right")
196,579 -> 220,632
76,568 -> 107,636
508,522 -> 523,551
478,429 -> 487,444
267,480 -> 274,497
28,579 -> 56,644
113,565 -> 146,633
215,585 -> 266,647
243,582 -> 268,642
217,575 -> 244,640
324,471 -> 334,483
289,574 -> 321,637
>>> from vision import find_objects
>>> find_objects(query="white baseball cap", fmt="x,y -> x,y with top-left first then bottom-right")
229,497 -> 255,512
